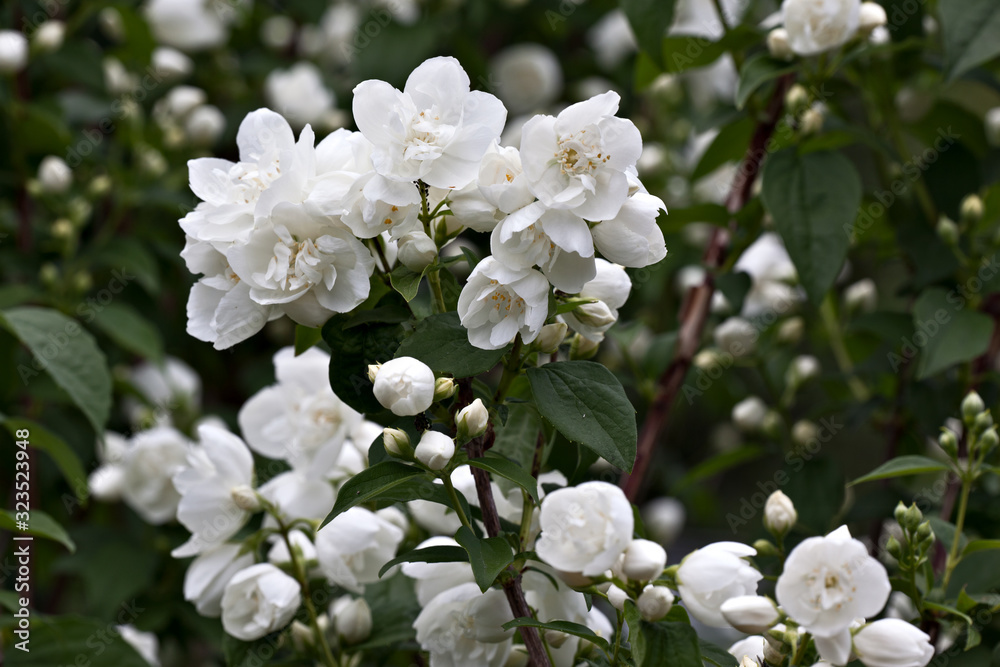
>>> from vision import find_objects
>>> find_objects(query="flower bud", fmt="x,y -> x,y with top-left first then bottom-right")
852,619 -> 934,667
261,15 -> 296,50
791,420 -> 819,448
885,534 -> 902,561
732,396 -> 768,432
740,657 -> 760,667
642,498 -> 685,547
98,7 -> 124,41
39,262 -> 59,286
544,629 -> 570,648
573,301 -> 617,330
372,357 -> 436,416
962,391 -> 986,422
414,431 -> 455,471
367,364 -> 381,383
505,647 -> 530,667
903,503 -> 923,532
763,491 -> 797,537
569,333 -> 600,360
714,317 -> 756,358
720,595 -> 780,634
230,485 -> 261,512
767,28 -> 794,61
536,322 -> 568,354
51,219 -> 74,240
752,539 -> 780,558
33,21 -> 65,53
786,355 -> 820,387
0,30 -> 28,73
397,230 -> 438,272
936,216 -> 959,245
456,398 -> 489,439
621,539 -> 667,582
784,84 -> 809,112
844,278 -> 877,312
858,2 -> 888,34
73,271 -> 93,293
637,585 -> 674,621
38,156 -> 72,194
289,620 -> 314,652
762,641 -> 785,665
185,105 -> 226,146
331,596 -> 373,644
383,427 -> 412,458
961,194 -> 984,224
693,348 -> 725,370
938,429 -> 958,458
762,411 -> 784,439
916,520 -> 933,542
606,584 -> 629,611
974,411 -> 994,435
987,107 -> 1000,148
800,107 -> 824,135
89,175 -> 112,198
977,428 -> 999,456
151,47 -> 192,80
777,317 -> 804,344
433,377 -> 456,401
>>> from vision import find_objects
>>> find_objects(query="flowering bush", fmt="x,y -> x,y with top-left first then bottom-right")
4,1 -> 1000,666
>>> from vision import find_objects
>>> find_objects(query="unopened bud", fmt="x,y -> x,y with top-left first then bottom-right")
752,539 -> 780,557
939,429 -> 958,457
791,420 -> 819,447
456,398 -> 489,440
903,504 -> 923,532
570,333 -> 600,360
51,218 -> 74,240
536,322 -> 568,354
916,521 -> 933,542
382,427 -> 412,458
573,301 -> 617,329
962,391 -> 986,422
961,194 -> 984,224
606,584 -> 629,611
367,364 -> 381,383
637,585 -> 674,621
977,428 -> 999,455
767,28 -> 794,61
433,377 -> 456,401
886,534 -> 902,560
936,216 -> 959,245
974,411 -> 994,436
777,317 -> 804,344
331,596 -> 372,644
414,431 -> 455,471
544,630 -> 570,648
784,84 -> 809,112
858,2 -> 888,33
89,175 -> 112,197
231,485 -> 261,511
799,107 -> 824,135
764,491 -> 797,537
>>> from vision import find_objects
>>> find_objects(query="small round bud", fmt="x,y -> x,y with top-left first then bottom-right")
637,585 -> 674,621
987,107 -> 1000,148
382,427 -> 412,458
0,30 -> 28,73
38,156 -> 72,194
569,333 -> 600,360
573,301 -> 617,330
606,584 -> 629,611
433,377 -> 456,401
39,263 -> 59,286
714,317 -> 757,358
544,629 -> 570,648
720,595 -> 780,634
456,398 -> 489,440
230,485 -> 261,511
51,219 -> 74,240
844,278 -> 877,312
977,428 -> 999,455
72,271 -> 93,293
621,539 -> 667,582
938,430 -> 958,457
752,539 -> 780,558
767,28 -> 794,61
916,521 -> 933,542
732,396 -> 768,432
33,21 -> 65,53
98,7 -> 124,41
89,175 -> 112,197
185,105 -> 226,146
974,411 -> 994,436
777,317 -> 805,344
762,411 -> 785,439
367,364 -> 381,383
536,322 -> 568,354
961,194 -> 984,224
414,431 -> 455,471
397,230 -> 437,272
936,216 -> 959,245
786,355 -> 820,388
858,2 -> 888,33
784,84 -> 810,112
903,504 -> 923,532
764,491 -> 797,537
331,596 -> 372,644
799,107 -> 824,135
886,534 -> 903,560
791,420 -> 819,448
372,357 -> 435,416
962,391 -> 986,421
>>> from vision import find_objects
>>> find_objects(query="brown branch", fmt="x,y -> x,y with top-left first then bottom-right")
620,74 -> 795,502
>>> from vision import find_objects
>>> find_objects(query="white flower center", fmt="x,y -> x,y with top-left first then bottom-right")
805,563 -> 856,611
506,224 -> 554,267
259,227 -> 337,293
230,159 -> 282,205
403,108 -> 456,162
486,280 -> 527,322
554,129 -> 609,177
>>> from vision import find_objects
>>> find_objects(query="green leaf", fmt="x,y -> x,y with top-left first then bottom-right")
0,510 -> 75,552
661,26 -> 759,75
850,455 -> 951,486
962,540 -> 1000,557
468,451 -> 539,503
321,461 -> 428,527
700,639 -> 740,666
526,361 -> 637,472
321,304 -> 403,414
223,632 -> 284,667
4,615 -> 148,667
913,288 -> 994,380
940,0 -> 1000,80
492,403 -> 543,476
638,621 -> 703,667
378,545 -> 470,578
735,53 -> 796,109
622,0 -> 677,67
395,312 -> 510,377
501,617 -> 611,652
90,302 -> 163,361
90,239 -> 160,294
294,325 -> 323,355
761,149 -> 862,304
4,418 -> 87,502
455,525 -> 515,592
0,307 -> 112,433
389,263 -> 426,301
692,117 -> 755,181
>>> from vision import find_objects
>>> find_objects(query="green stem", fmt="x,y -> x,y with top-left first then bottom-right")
820,295 -> 870,402
789,633 -> 811,666
493,335 -> 524,404
279,520 -> 338,667
427,268 -> 447,314
442,473 -> 473,530
943,475 -> 972,589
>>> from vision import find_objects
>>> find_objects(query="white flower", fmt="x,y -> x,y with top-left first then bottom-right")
127,356 -> 201,427
852,619 -> 934,667
331,596 -> 373,644
144,0 -> 237,52
372,356 -> 436,416
118,625 -> 159,666
642,497 -> 686,546
787,355 -> 821,384
456,399 -> 489,439
402,536 -> 476,605
415,431 -> 456,470
587,10 -> 637,70
621,539 -> 667,581
240,346 -> 362,471
38,156 -> 72,194
782,0 -> 861,56
776,525 -> 891,645
734,232 -> 800,317
120,427 -> 191,524
562,259 -> 631,341
491,202 -> 596,292
522,567 -> 592,665
226,202 -> 374,327
172,425 -> 255,557
397,230 -> 438,271
591,191 -> 668,269
315,507 -> 405,592
491,43 -> 563,114
732,396 -> 769,432
413,583 -> 514,667
477,142 -> 535,218
606,583 -> 630,610
186,105 -> 226,145
729,636 -> 767,663
764,490 -> 798,536
720,595 -> 781,634
535,481 -> 634,576
715,317 -> 757,357
258,469 -> 336,524
151,47 -> 192,79
182,543 -> 254,617
844,278 -> 877,312
0,30 -> 28,73
457,257 -> 550,350
88,432 -> 130,501
638,585 -> 675,621
265,62 -> 336,129
857,2 -> 887,33
520,91 -> 642,221
221,563 -> 301,641
352,56 -> 506,189
33,21 -> 65,53
676,541 -> 762,627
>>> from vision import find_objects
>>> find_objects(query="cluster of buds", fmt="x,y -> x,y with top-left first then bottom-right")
597,539 -> 674,622
886,502 -> 934,569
